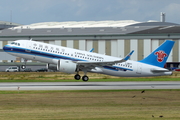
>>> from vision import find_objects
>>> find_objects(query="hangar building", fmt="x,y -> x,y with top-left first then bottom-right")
0,21 -> 20,30
0,20 -> 180,66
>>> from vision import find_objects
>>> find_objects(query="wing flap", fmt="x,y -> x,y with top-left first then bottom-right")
75,50 -> 134,70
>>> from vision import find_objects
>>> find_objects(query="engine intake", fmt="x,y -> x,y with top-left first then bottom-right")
46,64 -> 57,71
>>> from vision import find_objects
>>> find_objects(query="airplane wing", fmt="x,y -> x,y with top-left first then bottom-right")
74,50 -> 134,70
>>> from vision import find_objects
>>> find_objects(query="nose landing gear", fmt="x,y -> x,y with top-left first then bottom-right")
21,59 -> 27,69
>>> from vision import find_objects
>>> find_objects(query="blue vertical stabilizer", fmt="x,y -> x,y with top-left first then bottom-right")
139,40 -> 175,68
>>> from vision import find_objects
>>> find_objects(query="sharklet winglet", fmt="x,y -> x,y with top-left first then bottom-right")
124,50 -> 134,61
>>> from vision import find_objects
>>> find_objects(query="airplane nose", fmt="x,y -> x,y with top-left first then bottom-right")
3,45 -> 10,51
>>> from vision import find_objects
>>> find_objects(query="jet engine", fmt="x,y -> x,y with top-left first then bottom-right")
47,59 -> 77,74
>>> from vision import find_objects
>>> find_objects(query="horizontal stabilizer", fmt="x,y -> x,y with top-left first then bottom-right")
151,69 -> 170,73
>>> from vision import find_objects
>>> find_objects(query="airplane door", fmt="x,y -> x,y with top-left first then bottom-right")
25,41 -> 36,60
136,63 -> 142,74
25,41 -> 31,53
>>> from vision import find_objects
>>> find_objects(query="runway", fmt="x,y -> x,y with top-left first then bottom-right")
0,82 -> 180,90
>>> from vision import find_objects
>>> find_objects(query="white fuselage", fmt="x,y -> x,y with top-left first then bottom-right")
3,40 -> 172,77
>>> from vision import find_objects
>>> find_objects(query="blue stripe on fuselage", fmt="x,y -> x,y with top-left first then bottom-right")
103,66 -> 133,71
3,45 -> 84,61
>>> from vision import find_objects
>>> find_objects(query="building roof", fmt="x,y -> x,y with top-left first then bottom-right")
0,20 -> 180,40
0,21 -> 21,30
13,20 -> 140,29
128,21 -> 179,26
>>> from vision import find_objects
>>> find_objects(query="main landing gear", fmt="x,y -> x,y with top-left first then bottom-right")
74,67 -> 89,81
74,74 -> 89,82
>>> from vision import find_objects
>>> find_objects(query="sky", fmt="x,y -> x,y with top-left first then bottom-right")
0,0 -> 180,25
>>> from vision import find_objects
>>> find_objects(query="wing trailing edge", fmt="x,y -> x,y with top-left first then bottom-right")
75,50 -> 134,71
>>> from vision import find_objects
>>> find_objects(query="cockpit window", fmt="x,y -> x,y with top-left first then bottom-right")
10,42 -> 20,46
11,42 -> 15,44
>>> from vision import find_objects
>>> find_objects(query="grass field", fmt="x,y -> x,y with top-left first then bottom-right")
0,72 -> 180,120
0,90 -> 180,120
0,71 -> 180,82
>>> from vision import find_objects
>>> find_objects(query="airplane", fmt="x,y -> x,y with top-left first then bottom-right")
3,39 -> 174,81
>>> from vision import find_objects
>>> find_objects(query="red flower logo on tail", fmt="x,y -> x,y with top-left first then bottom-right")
154,50 -> 167,62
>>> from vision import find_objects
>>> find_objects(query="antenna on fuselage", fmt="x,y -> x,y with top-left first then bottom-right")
29,36 -> 32,41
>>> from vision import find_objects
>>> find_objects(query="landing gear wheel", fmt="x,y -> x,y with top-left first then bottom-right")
74,74 -> 81,80
21,65 -> 26,69
82,75 -> 89,82
21,59 -> 27,69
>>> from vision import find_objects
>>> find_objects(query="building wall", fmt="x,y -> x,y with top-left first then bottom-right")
0,39 -> 179,62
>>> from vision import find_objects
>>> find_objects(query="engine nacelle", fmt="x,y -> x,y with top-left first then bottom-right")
47,60 -> 77,74
58,60 -> 77,73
